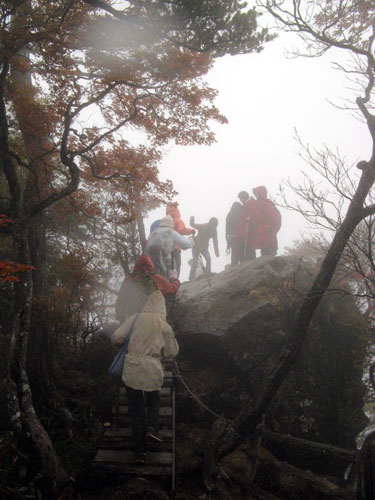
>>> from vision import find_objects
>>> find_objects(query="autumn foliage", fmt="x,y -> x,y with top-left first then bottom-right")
0,1 -> 271,495
0,216 -> 34,282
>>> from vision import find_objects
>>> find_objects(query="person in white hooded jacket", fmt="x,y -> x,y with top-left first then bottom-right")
145,215 -> 192,277
111,290 -> 179,462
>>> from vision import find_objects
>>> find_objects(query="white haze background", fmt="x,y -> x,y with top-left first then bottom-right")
144,32 -> 373,282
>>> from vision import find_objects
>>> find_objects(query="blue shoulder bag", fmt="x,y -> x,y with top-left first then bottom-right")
109,313 -> 139,383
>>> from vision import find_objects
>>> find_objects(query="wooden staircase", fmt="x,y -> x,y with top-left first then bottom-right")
93,362 -> 176,489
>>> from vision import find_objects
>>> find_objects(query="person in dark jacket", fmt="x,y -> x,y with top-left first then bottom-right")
235,190 -> 256,262
225,201 -> 242,266
189,216 -> 219,280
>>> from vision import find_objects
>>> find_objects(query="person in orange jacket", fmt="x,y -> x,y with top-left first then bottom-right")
166,203 -> 195,276
115,254 -> 180,324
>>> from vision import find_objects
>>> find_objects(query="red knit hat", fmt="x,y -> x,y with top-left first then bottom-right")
134,254 -> 154,272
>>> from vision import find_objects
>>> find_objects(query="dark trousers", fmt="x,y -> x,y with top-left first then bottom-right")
261,247 -> 277,256
171,249 -> 181,277
125,385 -> 160,454
238,240 -> 256,263
230,240 -> 241,266
189,247 -> 211,280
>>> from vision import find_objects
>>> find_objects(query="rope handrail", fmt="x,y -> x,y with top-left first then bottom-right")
172,359 -> 223,419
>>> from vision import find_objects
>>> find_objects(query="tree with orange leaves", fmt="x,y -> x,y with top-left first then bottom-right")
0,0 -> 271,494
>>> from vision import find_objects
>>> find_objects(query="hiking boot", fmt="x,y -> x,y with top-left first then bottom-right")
146,427 -> 163,443
134,452 -> 146,464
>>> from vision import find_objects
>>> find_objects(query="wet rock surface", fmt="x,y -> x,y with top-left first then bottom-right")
174,256 -> 368,452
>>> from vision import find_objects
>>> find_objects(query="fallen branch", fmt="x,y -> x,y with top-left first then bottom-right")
261,429 -> 358,463
257,448 -> 355,500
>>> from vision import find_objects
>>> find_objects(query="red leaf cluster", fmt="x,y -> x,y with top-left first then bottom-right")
0,215 -> 14,227
0,261 -> 35,283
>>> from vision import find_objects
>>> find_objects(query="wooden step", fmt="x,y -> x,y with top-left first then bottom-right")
163,361 -> 174,369
95,449 -> 172,466
101,439 -> 173,452
93,461 -> 172,476
114,406 -> 172,417
104,427 -> 173,440
118,387 -> 171,397
102,428 -> 173,450
162,378 -> 174,388
93,362 -> 176,485
119,395 -> 171,405
116,415 -> 171,427
101,440 -> 173,453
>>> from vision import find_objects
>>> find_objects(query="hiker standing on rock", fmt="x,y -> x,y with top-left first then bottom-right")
235,190 -> 256,262
145,215 -> 193,278
247,186 -> 282,257
225,201 -> 242,267
188,216 -> 219,280
112,290 -> 179,463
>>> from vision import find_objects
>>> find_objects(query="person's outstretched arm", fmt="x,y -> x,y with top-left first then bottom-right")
213,231 -> 220,258
173,230 -> 193,250
189,216 -> 204,231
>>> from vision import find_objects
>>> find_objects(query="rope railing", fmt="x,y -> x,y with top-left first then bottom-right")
172,359 -> 223,419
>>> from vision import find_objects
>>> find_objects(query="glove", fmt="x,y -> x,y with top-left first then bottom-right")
169,269 -> 178,280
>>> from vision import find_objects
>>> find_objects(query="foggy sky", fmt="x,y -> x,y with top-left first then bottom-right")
144,33 -> 372,282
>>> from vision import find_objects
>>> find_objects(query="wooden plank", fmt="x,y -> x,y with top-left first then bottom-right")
101,439 -> 173,451
101,441 -> 173,453
119,387 -> 171,397
114,406 -> 172,417
93,462 -> 172,476
119,395 -> 171,405
93,370 -> 175,485
104,427 -> 173,439
261,429 -> 358,463
116,415 -> 171,426
95,449 -> 173,465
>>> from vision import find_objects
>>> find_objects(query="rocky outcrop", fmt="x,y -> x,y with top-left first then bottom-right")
173,256 -> 368,462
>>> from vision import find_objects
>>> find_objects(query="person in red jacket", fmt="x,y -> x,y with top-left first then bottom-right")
115,254 -> 180,324
248,186 -> 282,257
166,203 -> 195,276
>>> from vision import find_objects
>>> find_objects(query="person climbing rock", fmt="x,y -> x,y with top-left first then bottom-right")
188,216 -> 219,280
115,254 -> 180,324
145,215 -> 192,278
248,185 -> 282,257
166,203 -> 195,277
111,290 -> 179,463
225,201 -> 242,266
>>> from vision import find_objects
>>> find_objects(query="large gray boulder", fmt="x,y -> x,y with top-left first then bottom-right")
175,255 -> 307,336
173,256 -> 368,456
